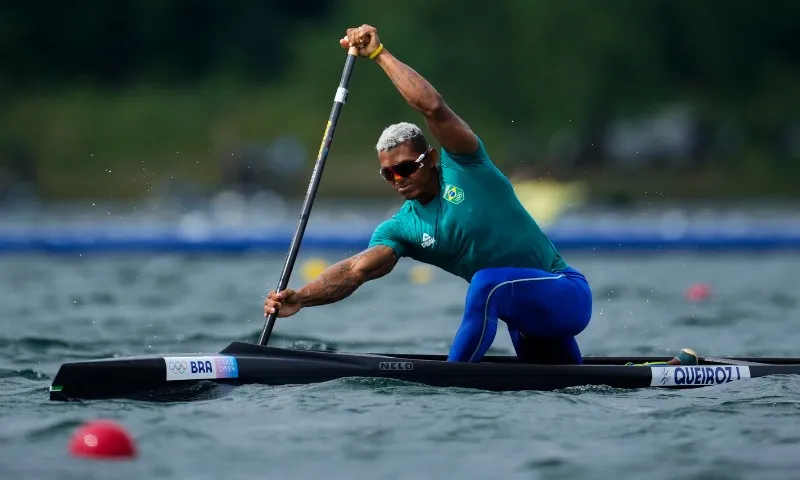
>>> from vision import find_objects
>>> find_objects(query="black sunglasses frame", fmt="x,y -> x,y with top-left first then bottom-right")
379,148 -> 433,182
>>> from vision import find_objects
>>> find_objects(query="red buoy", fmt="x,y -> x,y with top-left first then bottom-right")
69,419 -> 137,460
685,283 -> 712,302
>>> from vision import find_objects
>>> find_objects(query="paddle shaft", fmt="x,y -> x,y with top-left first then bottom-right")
702,356 -> 770,366
257,47 -> 359,346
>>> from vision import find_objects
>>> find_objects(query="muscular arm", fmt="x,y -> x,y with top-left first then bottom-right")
296,245 -> 397,307
375,49 -> 479,156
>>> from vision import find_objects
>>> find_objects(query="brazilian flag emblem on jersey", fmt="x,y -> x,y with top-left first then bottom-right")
443,184 -> 465,204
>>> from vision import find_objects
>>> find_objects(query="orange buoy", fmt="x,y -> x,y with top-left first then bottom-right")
69,419 -> 137,460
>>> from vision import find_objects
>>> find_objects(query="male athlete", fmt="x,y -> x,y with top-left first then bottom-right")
265,24 -> 696,366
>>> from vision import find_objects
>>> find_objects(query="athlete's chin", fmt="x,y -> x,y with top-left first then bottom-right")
397,186 -> 417,199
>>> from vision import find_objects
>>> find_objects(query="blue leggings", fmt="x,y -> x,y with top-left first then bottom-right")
447,266 -> 592,364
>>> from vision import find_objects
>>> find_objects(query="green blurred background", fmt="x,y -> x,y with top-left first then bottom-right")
1,0 -> 799,202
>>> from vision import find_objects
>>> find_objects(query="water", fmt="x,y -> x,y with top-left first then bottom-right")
2,251 -> 800,479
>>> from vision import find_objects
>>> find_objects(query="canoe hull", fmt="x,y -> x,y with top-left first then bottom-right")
48,341 -> 800,401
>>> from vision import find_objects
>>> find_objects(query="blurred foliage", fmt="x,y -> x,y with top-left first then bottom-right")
0,0 -> 798,199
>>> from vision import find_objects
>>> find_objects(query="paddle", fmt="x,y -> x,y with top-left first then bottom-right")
257,46 -> 360,346
701,356 -> 770,366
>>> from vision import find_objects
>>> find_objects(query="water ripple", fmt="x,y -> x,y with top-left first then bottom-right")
0,368 -> 50,381
2,252 -> 800,480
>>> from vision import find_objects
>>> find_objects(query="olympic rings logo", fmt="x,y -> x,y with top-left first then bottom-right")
168,360 -> 188,374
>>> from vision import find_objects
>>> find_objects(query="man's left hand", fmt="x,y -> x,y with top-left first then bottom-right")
339,24 -> 382,58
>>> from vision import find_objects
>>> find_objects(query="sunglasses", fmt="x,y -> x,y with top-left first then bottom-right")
379,148 -> 433,182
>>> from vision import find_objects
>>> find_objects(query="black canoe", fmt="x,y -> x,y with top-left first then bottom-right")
48,341 -> 800,401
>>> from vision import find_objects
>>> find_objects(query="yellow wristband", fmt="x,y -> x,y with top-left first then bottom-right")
369,43 -> 384,60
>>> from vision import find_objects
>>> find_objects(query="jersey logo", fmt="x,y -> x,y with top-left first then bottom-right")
443,184 -> 465,204
421,233 -> 436,248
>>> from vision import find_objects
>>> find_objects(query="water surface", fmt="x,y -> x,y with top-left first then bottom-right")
2,251 -> 799,479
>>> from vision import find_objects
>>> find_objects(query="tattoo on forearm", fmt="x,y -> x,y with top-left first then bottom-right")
296,247 -> 394,308
403,69 -> 418,89
317,262 -> 361,303
381,55 -> 441,113
299,255 -> 365,307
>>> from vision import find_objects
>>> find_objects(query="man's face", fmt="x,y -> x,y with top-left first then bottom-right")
378,142 -> 437,200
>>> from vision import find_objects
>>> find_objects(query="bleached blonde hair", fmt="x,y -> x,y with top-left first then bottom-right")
375,122 -> 430,153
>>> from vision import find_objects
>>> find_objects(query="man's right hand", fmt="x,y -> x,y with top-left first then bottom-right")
264,289 -> 302,318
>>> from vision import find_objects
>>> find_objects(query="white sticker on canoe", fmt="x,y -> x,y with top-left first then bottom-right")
164,356 -> 239,381
651,365 -> 751,387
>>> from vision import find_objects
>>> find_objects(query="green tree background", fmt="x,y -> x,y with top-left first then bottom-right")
1,0 -> 798,200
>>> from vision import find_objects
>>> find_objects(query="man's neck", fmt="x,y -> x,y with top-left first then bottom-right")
415,176 -> 441,205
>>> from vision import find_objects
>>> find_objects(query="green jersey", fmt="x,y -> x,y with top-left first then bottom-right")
368,137 -> 568,282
